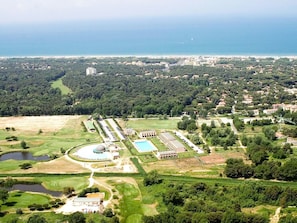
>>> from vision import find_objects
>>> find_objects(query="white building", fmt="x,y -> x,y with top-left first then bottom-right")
86,67 -> 97,76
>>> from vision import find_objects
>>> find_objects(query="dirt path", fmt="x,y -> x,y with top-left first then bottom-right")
270,207 -> 281,223
92,178 -> 114,206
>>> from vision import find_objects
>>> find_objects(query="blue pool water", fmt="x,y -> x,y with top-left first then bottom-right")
134,140 -> 157,153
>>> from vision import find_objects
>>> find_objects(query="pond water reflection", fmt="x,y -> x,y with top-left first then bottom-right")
11,184 -> 62,197
0,151 -> 50,161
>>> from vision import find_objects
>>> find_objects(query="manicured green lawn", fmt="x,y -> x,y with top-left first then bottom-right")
0,160 -> 36,172
150,137 -> 167,152
39,176 -> 89,192
1,212 -> 67,223
126,119 -> 180,131
116,183 -> 143,223
2,191 -> 51,212
51,78 -> 72,95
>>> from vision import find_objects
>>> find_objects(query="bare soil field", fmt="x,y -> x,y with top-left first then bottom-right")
143,150 -> 246,176
143,158 -> 206,174
200,151 -> 245,164
0,115 -> 82,132
199,153 -> 226,164
8,156 -> 88,174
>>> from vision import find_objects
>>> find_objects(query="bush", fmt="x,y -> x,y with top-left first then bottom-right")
20,140 -> 28,149
16,208 -> 23,215
28,204 -> 37,211
143,170 -> 163,186
78,187 -> 100,197
103,208 -> 115,218
43,204 -> 50,210
19,163 -> 32,169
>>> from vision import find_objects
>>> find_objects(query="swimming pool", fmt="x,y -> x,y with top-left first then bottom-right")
134,140 -> 158,153
74,144 -> 112,160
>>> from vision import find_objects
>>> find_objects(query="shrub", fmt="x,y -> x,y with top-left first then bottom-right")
19,163 -> 32,169
16,208 -> 23,215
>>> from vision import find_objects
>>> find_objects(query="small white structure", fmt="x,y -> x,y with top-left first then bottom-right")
86,67 -> 97,76
73,197 -> 101,206
156,151 -> 178,159
139,130 -> 157,138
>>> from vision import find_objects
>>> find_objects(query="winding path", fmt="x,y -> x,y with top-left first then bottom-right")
56,149 -> 115,212
270,207 -> 281,223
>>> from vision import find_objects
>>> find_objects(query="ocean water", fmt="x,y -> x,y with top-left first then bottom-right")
1,17 -> 297,56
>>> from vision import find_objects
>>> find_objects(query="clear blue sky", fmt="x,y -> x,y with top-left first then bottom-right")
1,0 -> 297,25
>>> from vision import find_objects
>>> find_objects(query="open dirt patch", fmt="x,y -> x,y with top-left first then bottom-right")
144,151 -> 246,175
199,154 -> 226,164
0,115 -> 82,132
143,158 -> 207,174
200,151 -> 245,165
13,156 -> 89,174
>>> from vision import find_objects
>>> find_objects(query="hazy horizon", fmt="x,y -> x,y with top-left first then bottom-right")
1,0 -> 297,25
1,1 -> 297,57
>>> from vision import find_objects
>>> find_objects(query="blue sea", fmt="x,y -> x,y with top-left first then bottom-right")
1,17 -> 297,57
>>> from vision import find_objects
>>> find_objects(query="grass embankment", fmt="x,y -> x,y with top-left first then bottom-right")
51,78 -> 72,95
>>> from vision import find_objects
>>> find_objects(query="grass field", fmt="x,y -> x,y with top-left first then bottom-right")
38,176 -> 89,191
150,137 -> 168,152
0,115 -> 101,173
116,183 -> 143,223
122,118 -> 180,131
51,78 -> 72,95
2,191 -> 51,212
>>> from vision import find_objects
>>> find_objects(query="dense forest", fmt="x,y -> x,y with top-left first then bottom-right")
141,171 -> 297,223
0,57 -> 296,117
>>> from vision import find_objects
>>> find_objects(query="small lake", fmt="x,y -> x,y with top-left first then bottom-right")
0,151 -> 50,161
11,184 -> 62,197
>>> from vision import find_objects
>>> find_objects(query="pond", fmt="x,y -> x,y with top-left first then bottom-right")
0,151 -> 50,161
11,184 -> 62,197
